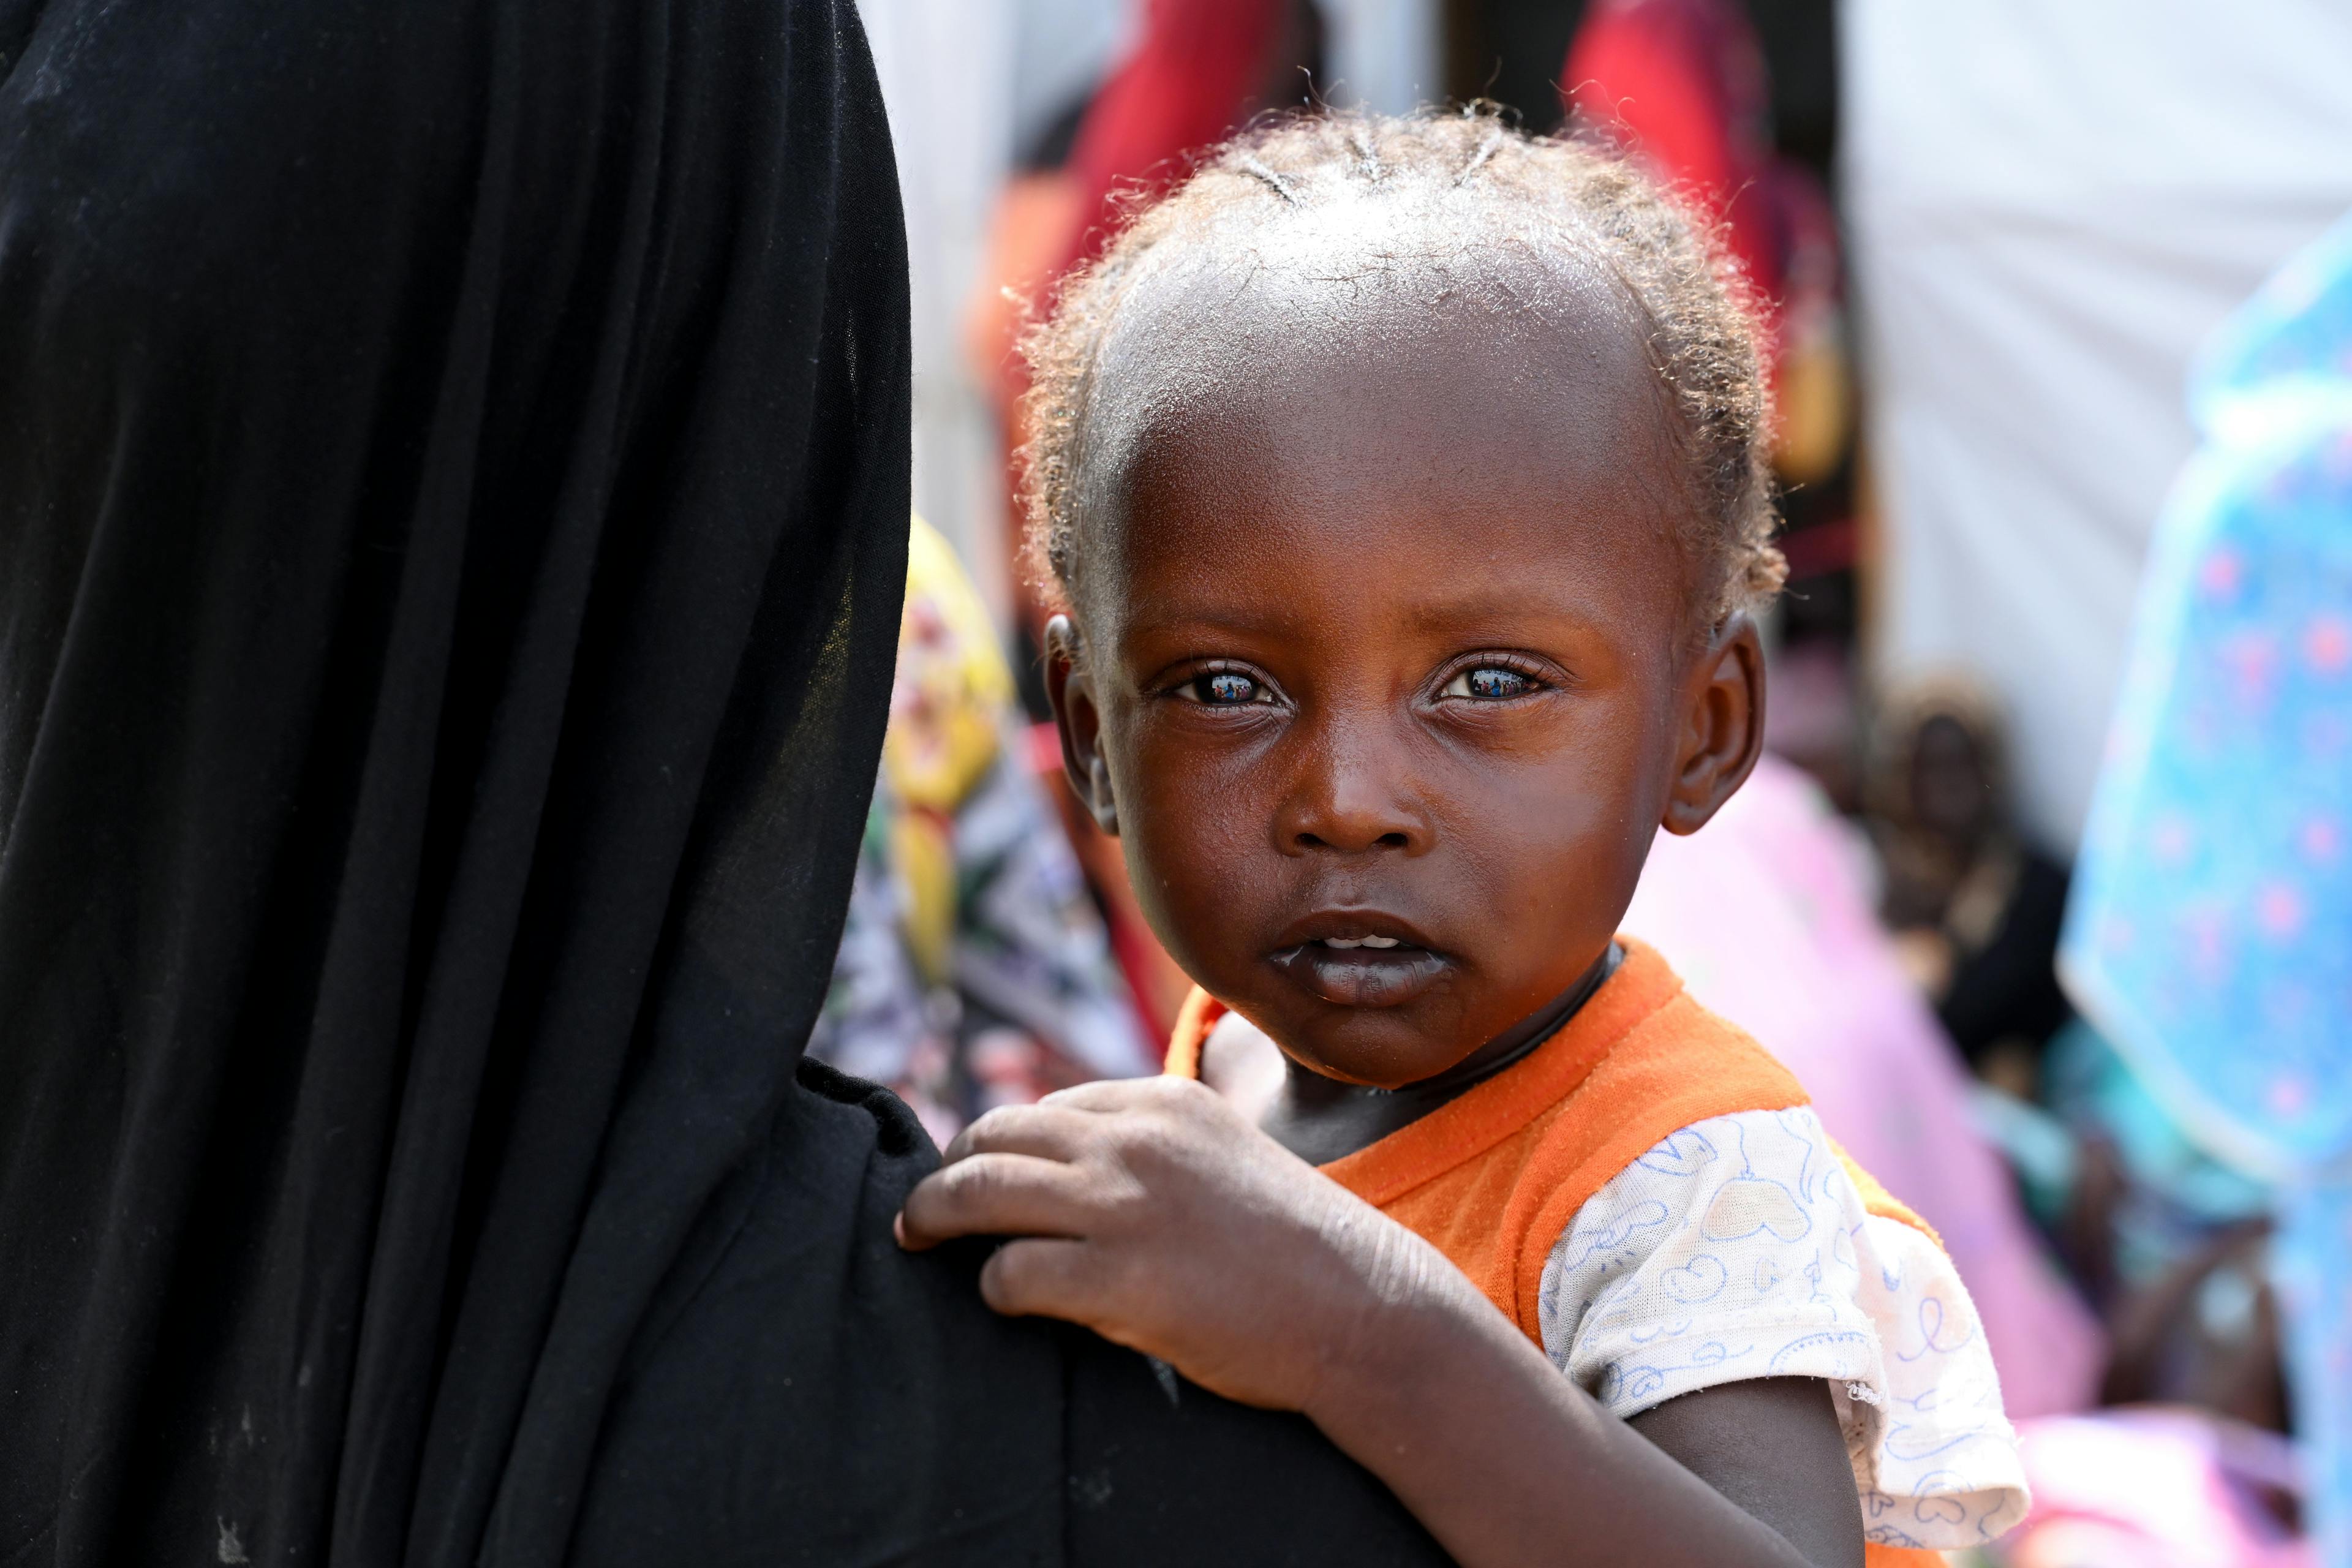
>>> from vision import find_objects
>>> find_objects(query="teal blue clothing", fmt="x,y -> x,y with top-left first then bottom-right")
2064,209 -> 2352,1565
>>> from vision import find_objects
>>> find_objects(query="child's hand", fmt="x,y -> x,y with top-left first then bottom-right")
895,1077 -> 1449,1415
901,1079 -> 1861,1568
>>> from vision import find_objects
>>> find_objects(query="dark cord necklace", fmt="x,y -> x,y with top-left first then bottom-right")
1263,943 -> 1626,1164
1401,941 -> 1625,1104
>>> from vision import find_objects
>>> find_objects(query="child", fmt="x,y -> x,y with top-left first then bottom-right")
898,111 -> 2027,1568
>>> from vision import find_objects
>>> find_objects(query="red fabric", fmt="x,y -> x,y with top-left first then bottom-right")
1056,0 -> 1287,279
1563,0 -> 1782,312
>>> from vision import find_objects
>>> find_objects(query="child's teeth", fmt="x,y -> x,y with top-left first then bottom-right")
1319,935 -> 1401,950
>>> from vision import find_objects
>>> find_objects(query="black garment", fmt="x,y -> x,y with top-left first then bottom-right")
570,1061 -> 1442,1567
1937,853 -> 2076,1065
0,1 -> 1447,1564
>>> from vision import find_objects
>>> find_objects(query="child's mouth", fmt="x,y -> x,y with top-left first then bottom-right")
1272,935 -> 1452,1008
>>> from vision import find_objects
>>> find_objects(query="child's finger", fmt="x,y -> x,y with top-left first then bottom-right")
977,1235 -> 1100,1322
941,1102 -> 1098,1166
896,1151 -> 1096,1251
1041,1075 -> 1213,1115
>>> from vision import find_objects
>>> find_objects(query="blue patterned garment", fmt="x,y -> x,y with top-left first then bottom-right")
2062,209 -> 2352,1565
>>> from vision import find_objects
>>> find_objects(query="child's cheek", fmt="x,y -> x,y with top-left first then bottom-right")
1112,725 -> 1278,971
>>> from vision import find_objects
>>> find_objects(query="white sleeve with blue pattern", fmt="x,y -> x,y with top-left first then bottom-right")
1537,1106 -> 2030,1552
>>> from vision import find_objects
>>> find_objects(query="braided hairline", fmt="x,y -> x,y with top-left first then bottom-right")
1016,108 -> 1786,625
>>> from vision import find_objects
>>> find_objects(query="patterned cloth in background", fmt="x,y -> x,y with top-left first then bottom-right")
809,518 -> 1153,1143
2062,211 -> 2352,1566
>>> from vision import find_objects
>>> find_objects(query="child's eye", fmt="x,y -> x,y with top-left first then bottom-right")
1443,666 -> 1537,700
1184,670 -> 1267,705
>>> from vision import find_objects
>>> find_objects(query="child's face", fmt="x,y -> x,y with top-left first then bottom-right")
1048,300 -> 1763,1088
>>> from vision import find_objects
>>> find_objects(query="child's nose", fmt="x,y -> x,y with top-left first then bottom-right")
1277,733 -> 1433,856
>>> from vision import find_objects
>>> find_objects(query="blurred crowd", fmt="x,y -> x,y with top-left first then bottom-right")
820,2 -> 2352,1564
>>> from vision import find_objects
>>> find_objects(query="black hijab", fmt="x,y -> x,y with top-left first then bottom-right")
0,0 -> 909,1556
0,0 -> 1450,1561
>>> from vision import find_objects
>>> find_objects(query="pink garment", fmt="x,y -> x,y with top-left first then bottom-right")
2003,1410 -> 2312,1568
1621,753 -> 2103,1417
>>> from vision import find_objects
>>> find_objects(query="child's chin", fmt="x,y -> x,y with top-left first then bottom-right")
1276,1005 -> 1475,1090
1286,1038 -> 1466,1092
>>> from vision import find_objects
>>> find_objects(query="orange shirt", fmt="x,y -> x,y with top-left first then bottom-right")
1167,936 -> 1943,1567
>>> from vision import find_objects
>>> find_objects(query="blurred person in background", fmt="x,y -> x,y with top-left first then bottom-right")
2056,212 -> 2352,1568
1861,677 -> 2073,1093
808,518 -> 1155,1143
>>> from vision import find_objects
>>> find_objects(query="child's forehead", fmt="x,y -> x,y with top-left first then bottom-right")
1076,323 -> 1698,651
1100,204 -> 1639,372
1079,197 -> 1660,475
1060,189 -> 1706,638
1084,249 -> 1679,521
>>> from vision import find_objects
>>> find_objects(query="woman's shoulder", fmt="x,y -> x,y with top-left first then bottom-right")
570,1061 -> 1066,1561
573,1060 -> 1454,1566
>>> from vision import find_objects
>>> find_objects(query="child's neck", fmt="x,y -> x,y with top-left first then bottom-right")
1210,944 -> 1623,1167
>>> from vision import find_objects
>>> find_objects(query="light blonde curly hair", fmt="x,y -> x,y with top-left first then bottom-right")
1016,107 -> 1785,628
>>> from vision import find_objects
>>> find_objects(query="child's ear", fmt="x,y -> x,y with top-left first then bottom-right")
1661,612 -> 1766,837
1042,614 -> 1121,836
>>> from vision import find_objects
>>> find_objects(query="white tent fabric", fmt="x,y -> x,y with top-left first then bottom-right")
1322,0 -> 1440,115
1842,0 -> 2352,853
859,0 -> 1031,627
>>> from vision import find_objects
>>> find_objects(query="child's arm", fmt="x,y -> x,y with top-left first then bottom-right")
897,1077 -> 1864,1568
